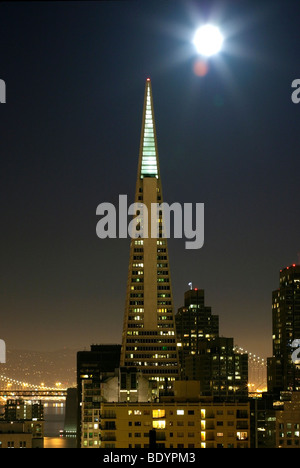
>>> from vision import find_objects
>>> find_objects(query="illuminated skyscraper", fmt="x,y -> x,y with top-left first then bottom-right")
267,264 -> 300,394
120,79 -> 180,388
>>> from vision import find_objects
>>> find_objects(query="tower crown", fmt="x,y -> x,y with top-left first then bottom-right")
139,78 -> 159,179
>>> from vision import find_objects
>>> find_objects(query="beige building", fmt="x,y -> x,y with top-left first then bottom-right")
276,392 -> 300,448
0,421 -> 43,448
82,400 -> 249,449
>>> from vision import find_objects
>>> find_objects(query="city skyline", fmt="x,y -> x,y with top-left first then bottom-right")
1,0 -> 300,364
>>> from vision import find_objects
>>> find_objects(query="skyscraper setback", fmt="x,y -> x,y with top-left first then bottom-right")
120,78 -> 180,386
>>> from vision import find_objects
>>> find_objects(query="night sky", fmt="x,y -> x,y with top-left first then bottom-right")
1,0 -> 300,361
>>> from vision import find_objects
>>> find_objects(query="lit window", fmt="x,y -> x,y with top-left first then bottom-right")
177,409 -> 184,415
153,420 -> 166,429
152,409 -> 165,418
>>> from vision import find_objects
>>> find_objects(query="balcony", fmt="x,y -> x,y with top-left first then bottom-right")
101,433 -> 116,442
103,422 -> 116,430
101,412 -> 116,419
236,421 -> 248,430
156,432 -> 166,441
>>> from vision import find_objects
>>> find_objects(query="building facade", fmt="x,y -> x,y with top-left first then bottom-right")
275,392 -> 300,448
82,399 -> 250,449
0,422 -> 39,448
4,398 -> 44,421
80,369 -> 153,448
0,399 -> 44,448
175,288 -> 219,375
176,289 -> 248,399
76,344 -> 121,447
79,376 -> 250,448
184,338 -> 248,399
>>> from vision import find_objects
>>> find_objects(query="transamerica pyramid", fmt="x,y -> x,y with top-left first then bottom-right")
120,78 -> 180,389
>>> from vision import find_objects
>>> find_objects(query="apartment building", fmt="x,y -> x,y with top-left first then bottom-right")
81,397 -> 249,448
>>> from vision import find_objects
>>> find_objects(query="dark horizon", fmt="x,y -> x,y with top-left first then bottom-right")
1,1 -> 300,363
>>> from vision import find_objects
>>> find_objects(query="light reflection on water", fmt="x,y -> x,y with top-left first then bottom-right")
44,403 -> 77,448
44,436 -> 77,448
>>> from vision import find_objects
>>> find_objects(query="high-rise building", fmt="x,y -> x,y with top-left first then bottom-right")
184,337 -> 248,399
175,288 -> 219,374
120,78 -> 180,387
76,344 -> 121,447
175,288 -> 248,399
267,264 -> 300,394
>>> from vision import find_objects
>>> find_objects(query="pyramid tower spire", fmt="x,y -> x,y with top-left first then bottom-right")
138,78 -> 159,180
120,79 -> 180,389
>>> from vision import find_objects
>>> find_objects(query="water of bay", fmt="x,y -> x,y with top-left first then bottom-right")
43,403 -> 77,448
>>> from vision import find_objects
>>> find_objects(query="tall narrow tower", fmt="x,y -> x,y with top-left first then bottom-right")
120,78 -> 180,388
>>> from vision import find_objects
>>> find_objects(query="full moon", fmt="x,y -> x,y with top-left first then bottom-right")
193,24 -> 223,57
